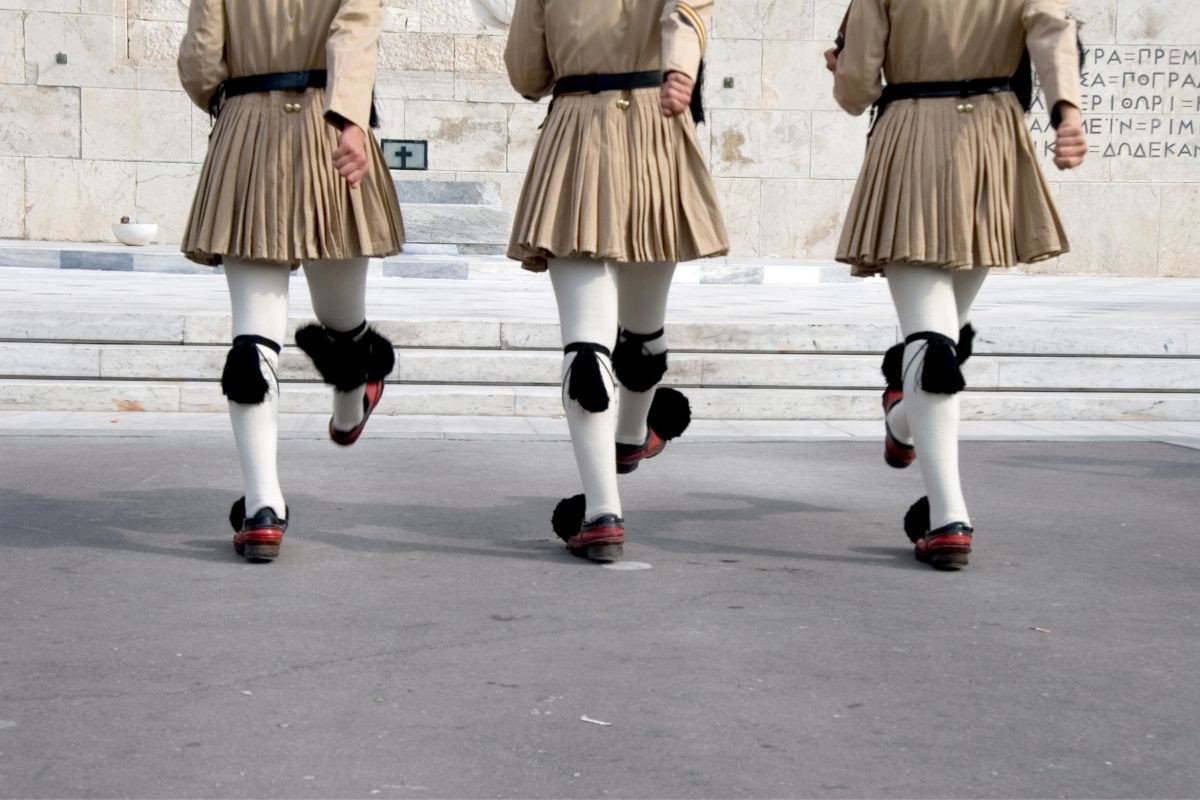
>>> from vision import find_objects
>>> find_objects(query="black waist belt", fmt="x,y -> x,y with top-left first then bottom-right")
225,69 -> 328,98
209,69 -> 378,128
552,70 -> 663,96
870,76 -> 1012,134
546,69 -> 706,125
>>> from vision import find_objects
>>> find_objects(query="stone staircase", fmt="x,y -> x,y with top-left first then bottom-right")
1,286 -> 1198,421
392,179 -> 512,257
2,201 -> 1199,422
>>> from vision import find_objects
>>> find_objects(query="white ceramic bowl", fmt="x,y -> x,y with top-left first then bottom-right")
112,222 -> 158,246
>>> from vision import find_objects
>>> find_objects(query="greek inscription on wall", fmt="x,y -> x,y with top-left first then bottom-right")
1031,46 -> 1200,161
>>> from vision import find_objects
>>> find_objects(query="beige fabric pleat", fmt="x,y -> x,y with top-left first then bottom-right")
182,89 -> 404,267
508,88 -> 728,272
836,93 -> 1068,276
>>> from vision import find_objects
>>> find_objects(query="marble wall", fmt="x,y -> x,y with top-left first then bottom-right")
1,0 -> 1198,276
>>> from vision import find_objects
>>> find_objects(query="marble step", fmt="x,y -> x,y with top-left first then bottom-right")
1,309 -> 1194,357
393,179 -> 501,206
400,203 -> 512,247
0,241 -> 846,283
0,379 -> 1196,421
2,343 -> 1198,393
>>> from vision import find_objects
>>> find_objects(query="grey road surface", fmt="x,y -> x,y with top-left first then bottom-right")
1,436 -> 1197,799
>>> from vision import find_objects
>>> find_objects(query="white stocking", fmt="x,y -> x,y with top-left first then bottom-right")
885,264 -> 989,530
885,267 -> 989,444
615,261 -> 677,445
224,259 -> 289,518
549,258 -> 621,521
302,258 -> 370,431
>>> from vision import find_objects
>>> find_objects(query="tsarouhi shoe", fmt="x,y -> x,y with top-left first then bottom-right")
616,429 -> 666,474
566,515 -> 625,563
882,387 -> 915,469
330,379 -> 385,446
615,387 -> 692,474
229,497 -> 288,562
914,522 -> 974,571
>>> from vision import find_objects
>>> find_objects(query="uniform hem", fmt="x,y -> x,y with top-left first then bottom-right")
184,243 -> 404,268
510,243 -> 730,272
841,245 -> 1070,277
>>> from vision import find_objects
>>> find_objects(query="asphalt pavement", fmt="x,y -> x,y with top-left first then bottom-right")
1,434 -> 1198,799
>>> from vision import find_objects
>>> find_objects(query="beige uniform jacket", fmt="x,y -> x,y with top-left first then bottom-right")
178,0 -> 404,266
833,0 -> 1082,274
505,0 -> 729,270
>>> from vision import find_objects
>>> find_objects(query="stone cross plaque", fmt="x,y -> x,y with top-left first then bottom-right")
381,139 -> 429,171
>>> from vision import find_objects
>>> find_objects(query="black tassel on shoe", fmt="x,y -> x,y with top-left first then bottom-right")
552,494 -> 586,542
905,332 -> 966,395
563,342 -> 612,413
904,496 -> 931,543
229,496 -> 247,533
221,335 -> 280,404
647,387 -> 692,441
613,328 -> 668,393
881,342 -> 905,389
957,323 -> 976,365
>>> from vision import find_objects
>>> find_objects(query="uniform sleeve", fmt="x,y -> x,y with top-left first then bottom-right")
832,0 -> 888,116
505,0 -> 554,100
325,0 -> 384,131
661,1 -> 711,80
1023,0 -> 1082,118
177,0 -> 228,112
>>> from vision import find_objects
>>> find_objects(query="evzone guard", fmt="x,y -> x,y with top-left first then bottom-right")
828,0 -> 1088,569
505,0 -> 730,562
178,0 -> 405,561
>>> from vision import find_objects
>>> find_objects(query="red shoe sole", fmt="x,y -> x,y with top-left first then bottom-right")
885,431 -> 916,469
915,534 -> 972,570
882,389 -> 915,469
567,527 -> 625,563
330,380 -> 385,446
233,530 -> 284,562
616,431 -> 666,474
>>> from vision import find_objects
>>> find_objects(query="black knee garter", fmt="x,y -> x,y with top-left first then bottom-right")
956,323 -> 976,364
295,321 -> 395,392
904,331 -> 966,394
883,324 -> 976,390
613,327 -> 668,393
221,335 -> 281,405
563,342 -> 612,413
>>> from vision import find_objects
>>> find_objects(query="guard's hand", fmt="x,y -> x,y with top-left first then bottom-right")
661,71 -> 694,117
824,47 -> 839,73
1053,104 -> 1087,170
333,123 -> 370,189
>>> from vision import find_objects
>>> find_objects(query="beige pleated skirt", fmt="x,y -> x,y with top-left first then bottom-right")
182,89 -> 405,267
508,88 -> 729,271
837,92 -> 1069,277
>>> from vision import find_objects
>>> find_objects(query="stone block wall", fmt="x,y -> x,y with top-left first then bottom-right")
1,0 -> 1198,276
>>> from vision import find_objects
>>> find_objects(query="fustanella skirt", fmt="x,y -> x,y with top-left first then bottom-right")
837,92 -> 1069,276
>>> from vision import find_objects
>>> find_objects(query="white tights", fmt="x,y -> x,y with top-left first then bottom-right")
549,258 -> 677,521
224,257 -> 371,517
884,264 -> 989,530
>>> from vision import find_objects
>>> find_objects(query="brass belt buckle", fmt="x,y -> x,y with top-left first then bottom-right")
956,101 -> 975,114
615,97 -> 631,111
